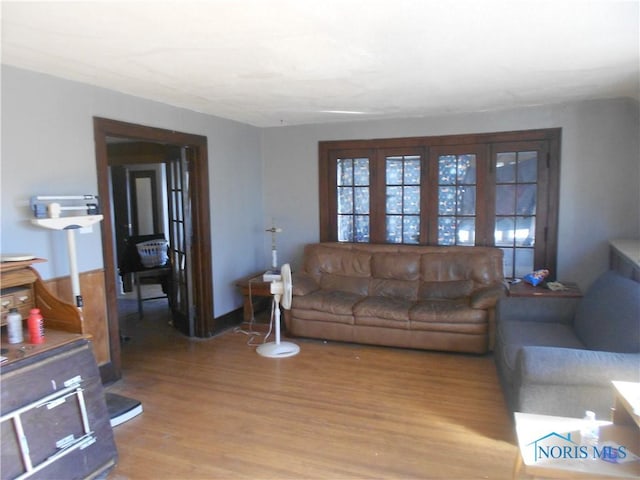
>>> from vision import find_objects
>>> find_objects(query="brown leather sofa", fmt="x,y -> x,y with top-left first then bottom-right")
284,242 -> 506,354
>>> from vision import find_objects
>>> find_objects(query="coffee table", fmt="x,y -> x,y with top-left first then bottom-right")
612,381 -> 640,429
513,398 -> 640,479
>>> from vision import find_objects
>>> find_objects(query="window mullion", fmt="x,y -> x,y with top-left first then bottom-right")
426,149 -> 440,244
419,148 -> 430,245
370,149 -> 386,243
475,145 -> 490,246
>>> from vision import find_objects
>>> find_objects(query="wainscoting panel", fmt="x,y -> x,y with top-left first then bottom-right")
44,269 -> 110,366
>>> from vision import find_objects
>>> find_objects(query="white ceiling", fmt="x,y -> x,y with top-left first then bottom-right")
2,0 -> 639,127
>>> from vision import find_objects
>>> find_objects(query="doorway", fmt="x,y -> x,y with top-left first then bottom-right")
94,117 -> 214,383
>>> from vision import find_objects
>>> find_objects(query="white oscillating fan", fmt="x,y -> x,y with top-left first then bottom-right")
256,263 -> 300,358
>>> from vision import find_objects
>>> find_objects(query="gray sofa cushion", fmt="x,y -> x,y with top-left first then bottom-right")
497,321 -> 585,379
574,271 -> 640,353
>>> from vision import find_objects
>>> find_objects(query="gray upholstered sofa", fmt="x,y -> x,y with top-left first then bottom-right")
495,270 -> 640,419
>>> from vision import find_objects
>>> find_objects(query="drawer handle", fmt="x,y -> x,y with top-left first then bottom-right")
17,296 -> 29,303
1,300 -> 10,308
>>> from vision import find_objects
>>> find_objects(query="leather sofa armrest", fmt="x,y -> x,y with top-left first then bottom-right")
292,273 -> 320,296
496,296 -> 579,325
517,346 -> 640,386
470,283 -> 507,309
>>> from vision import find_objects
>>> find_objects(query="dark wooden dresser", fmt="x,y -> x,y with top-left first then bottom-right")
0,259 -> 117,479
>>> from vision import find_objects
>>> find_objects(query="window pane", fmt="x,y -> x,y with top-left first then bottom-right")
336,158 -> 370,240
515,216 -> 535,247
516,184 -> 536,215
438,217 -> 456,245
496,152 -> 516,183
517,152 -> 537,183
439,187 -> 456,215
403,186 -> 420,214
458,154 -> 476,183
337,187 -> 353,214
438,155 -> 457,185
496,185 -> 516,215
495,148 -> 538,275
403,216 -> 420,244
337,158 -> 353,186
338,215 -> 353,242
386,186 -> 402,214
404,158 -> 421,184
495,217 -> 515,246
457,186 -> 476,215
386,215 -> 402,243
457,218 -> 475,245
514,248 -> 534,278
354,187 -> 369,214
386,158 -> 403,184
384,154 -> 423,244
355,215 -> 370,242
354,158 -> 370,185
501,247 -> 514,278
437,153 -> 477,246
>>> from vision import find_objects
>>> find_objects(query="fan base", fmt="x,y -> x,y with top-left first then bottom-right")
256,341 -> 300,358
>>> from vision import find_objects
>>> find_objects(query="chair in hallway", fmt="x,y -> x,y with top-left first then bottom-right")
118,233 -> 172,319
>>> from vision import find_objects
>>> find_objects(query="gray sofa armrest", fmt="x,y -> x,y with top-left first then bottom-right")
517,346 -> 640,386
496,296 -> 579,325
292,273 -> 320,296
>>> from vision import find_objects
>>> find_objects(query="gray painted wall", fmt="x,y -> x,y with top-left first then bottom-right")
261,97 -> 640,290
1,66 -> 263,317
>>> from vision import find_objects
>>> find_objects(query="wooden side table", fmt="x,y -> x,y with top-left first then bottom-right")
235,273 -> 272,322
508,281 -> 582,298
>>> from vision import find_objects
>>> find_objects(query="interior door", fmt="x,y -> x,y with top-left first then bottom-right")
111,166 -> 132,267
166,147 -> 195,337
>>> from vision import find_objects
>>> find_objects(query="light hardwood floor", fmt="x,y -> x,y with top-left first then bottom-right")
107,293 -> 518,479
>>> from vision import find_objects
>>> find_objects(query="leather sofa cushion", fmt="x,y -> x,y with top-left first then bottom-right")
371,253 -> 420,280
370,278 -> 418,300
320,273 -> 369,296
354,297 -> 413,322
293,289 -> 364,316
410,320 -> 487,334
308,248 -> 371,277
420,251 -> 502,285
290,308 -> 355,325
418,279 -> 473,300
291,274 -> 319,296
409,299 -> 486,324
420,253 -> 471,281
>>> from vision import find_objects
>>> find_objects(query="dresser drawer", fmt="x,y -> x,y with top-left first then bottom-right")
1,286 -> 34,326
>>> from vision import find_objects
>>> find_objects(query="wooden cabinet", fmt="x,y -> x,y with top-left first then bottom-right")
1,335 -> 118,479
1,259 -> 84,335
0,259 -> 117,479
